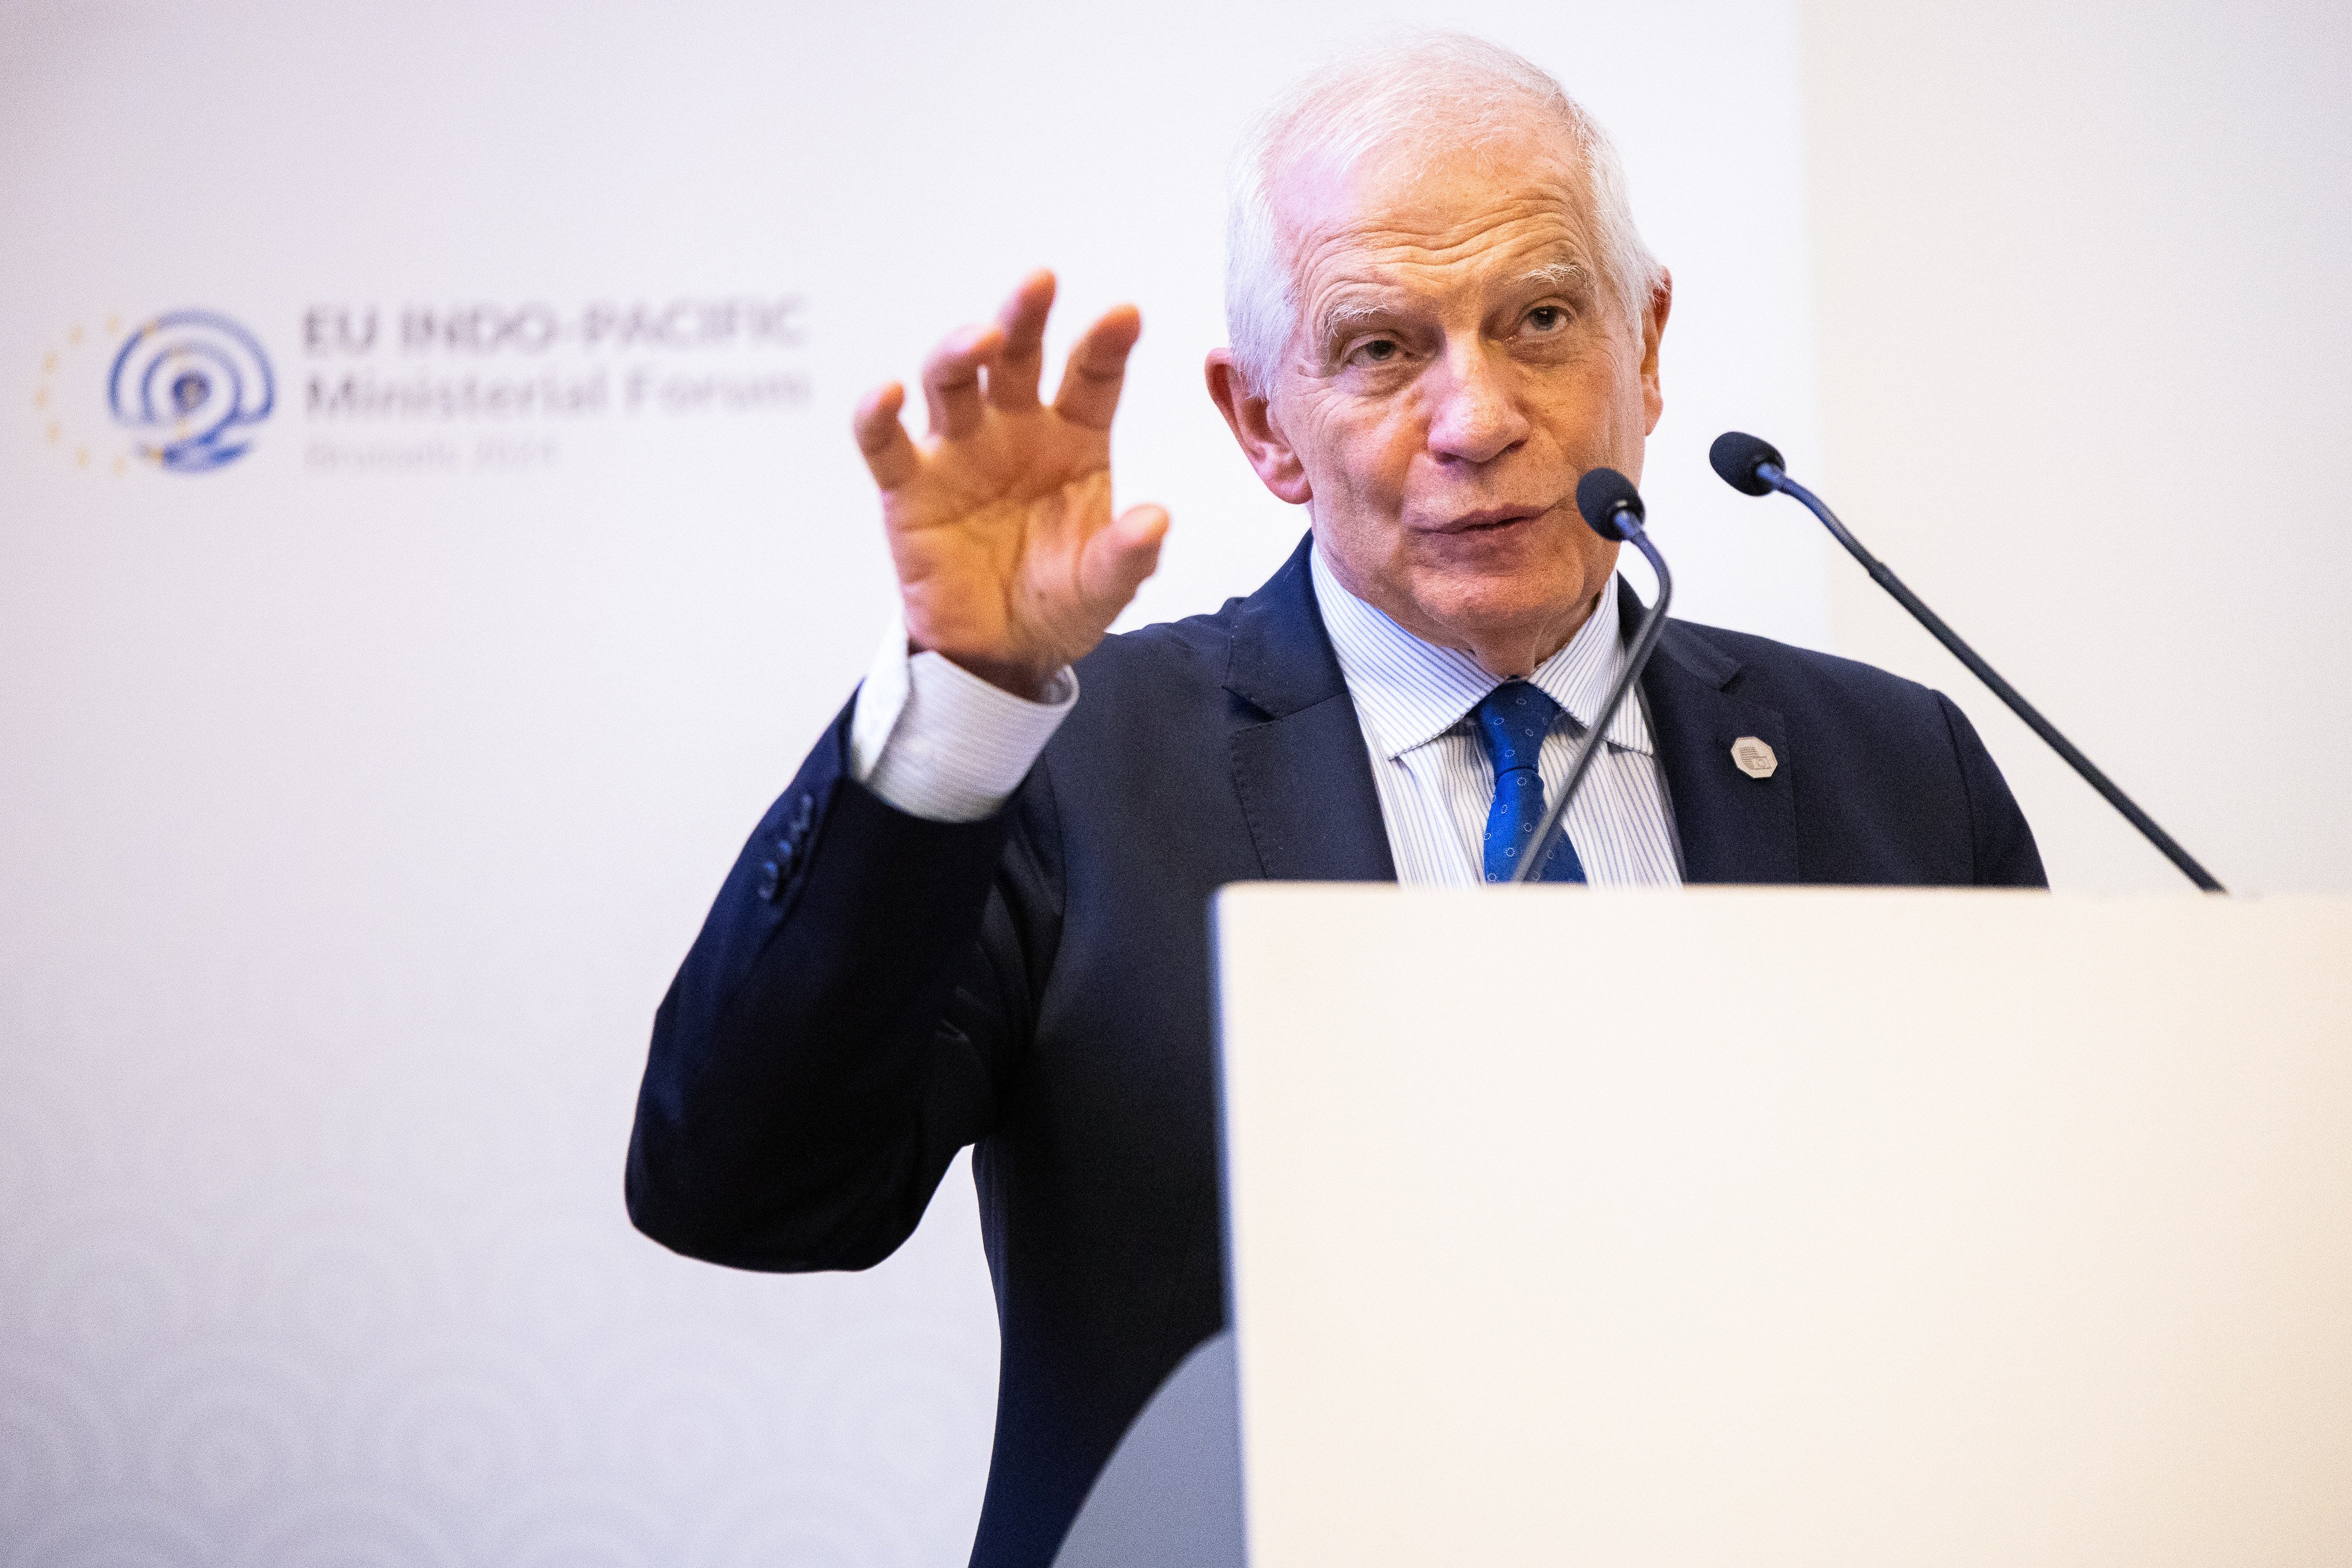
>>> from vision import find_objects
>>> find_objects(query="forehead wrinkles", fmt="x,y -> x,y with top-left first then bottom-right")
1299,201 -> 1586,283
1294,203 -> 1595,337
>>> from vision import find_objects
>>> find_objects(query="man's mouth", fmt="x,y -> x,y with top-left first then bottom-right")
1428,507 -> 1550,534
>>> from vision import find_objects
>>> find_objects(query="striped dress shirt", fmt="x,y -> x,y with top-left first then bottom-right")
1308,547 -> 1682,887
848,544 -> 1683,888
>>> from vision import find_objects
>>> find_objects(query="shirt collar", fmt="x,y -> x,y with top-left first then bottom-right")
1308,543 -> 1654,762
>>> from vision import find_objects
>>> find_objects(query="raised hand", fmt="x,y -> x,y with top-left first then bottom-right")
853,270 -> 1170,699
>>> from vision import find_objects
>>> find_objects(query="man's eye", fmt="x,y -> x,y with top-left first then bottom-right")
1526,305 -> 1568,333
1353,338 -> 1400,365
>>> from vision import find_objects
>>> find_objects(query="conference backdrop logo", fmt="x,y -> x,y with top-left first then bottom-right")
111,310 -> 276,472
34,310 -> 275,475
34,295 -> 809,477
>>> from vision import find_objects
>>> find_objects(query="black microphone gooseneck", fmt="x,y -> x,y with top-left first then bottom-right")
1707,430 -> 2225,894
1510,467 -> 1676,884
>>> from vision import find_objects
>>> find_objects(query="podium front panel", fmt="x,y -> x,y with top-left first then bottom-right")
1213,888 -> 2352,1567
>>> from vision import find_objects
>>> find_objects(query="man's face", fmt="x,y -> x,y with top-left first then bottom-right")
1211,128 -> 1669,677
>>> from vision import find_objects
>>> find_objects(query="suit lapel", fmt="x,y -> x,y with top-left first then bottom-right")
1214,557 -> 1800,885
1223,538 -> 1396,882
1632,589 -> 1802,884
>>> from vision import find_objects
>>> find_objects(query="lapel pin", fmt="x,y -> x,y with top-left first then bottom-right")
1730,736 -> 1778,779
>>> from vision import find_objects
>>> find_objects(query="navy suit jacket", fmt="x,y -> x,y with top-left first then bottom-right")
626,536 -> 2044,1567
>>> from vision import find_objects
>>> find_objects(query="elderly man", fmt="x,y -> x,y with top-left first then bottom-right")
627,32 -> 2043,1567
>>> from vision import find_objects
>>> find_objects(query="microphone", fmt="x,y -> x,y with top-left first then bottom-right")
1510,467 -> 1676,884
1708,431 -> 2225,893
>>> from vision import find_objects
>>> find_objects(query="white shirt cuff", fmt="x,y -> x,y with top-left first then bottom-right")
847,610 -> 1078,823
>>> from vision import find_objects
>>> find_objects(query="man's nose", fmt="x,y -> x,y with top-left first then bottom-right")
1425,342 -> 1530,465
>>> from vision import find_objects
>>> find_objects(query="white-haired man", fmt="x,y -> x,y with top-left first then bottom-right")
628,35 -> 2042,1567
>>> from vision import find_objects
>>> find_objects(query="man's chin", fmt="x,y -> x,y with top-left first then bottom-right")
1398,566 -> 1602,658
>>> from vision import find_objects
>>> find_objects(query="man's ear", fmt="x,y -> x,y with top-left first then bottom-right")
1205,350 -> 1312,505
1639,269 -> 1672,436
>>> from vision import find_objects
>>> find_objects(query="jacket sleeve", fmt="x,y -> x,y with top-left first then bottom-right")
1936,692 -> 2049,888
624,699 -> 1057,1271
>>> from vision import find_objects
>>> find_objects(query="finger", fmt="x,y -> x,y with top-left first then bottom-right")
983,269 -> 1055,413
1077,502 -> 1170,611
1051,304 -> 1142,432
921,323 -> 1004,440
852,381 -> 919,489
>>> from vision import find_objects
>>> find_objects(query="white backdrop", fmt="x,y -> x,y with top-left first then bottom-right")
0,1 -> 1822,1563
1797,0 -> 2352,897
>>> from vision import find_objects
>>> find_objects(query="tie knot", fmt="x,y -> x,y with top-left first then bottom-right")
1472,680 -> 1563,777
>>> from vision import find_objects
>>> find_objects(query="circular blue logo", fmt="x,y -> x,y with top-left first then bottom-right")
107,310 -> 275,472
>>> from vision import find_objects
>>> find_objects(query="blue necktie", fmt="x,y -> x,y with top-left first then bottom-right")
1474,681 -> 1586,883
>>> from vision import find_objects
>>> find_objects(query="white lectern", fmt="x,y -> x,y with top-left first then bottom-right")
1187,887 -> 2351,1568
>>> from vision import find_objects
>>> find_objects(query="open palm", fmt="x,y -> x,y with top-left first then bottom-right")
854,270 -> 1169,698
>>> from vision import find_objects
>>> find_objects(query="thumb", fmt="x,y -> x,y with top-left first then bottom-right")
1078,503 -> 1170,611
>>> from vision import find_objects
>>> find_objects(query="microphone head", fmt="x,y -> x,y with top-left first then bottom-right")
1574,467 -> 1645,541
1709,430 -> 1785,496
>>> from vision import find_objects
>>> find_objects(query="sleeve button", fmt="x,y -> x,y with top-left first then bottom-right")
756,860 -> 781,901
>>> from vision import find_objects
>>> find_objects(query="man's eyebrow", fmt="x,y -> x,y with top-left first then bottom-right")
1307,259 -> 1600,352
1311,295 -> 1398,345
1518,259 -> 1595,295
1318,260 -> 1594,320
